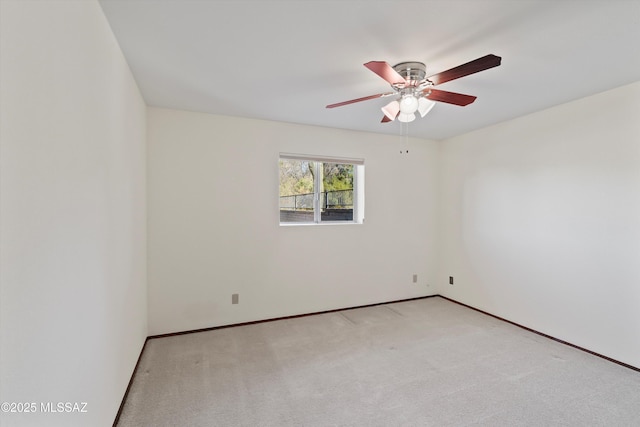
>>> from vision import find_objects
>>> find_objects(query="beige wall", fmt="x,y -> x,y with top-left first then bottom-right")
439,81 -> 640,367
0,1 -> 147,425
147,108 -> 439,335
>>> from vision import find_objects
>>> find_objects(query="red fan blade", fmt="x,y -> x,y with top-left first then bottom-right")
427,54 -> 501,86
381,115 -> 393,123
326,92 -> 394,109
424,88 -> 477,106
364,61 -> 406,85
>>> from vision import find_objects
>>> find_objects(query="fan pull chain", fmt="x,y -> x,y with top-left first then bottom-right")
399,121 -> 409,155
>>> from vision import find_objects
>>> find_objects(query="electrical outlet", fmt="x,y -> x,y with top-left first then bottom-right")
413,274 -> 418,283
232,293 -> 239,304
449,276 -> 454,285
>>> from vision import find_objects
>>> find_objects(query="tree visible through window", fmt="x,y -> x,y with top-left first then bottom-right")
279,155 -> 364,224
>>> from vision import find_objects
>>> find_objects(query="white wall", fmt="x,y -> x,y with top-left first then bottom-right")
439,81 -> 640,368
147,108 -> 439,335
0,1 -> 147,426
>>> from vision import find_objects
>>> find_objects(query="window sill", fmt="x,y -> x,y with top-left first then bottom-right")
279,221 -> 363,227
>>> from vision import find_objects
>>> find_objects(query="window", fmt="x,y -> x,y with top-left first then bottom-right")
279,154 -> 364,224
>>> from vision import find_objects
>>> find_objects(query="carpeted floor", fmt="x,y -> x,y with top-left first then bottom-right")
117,297 -> 640,426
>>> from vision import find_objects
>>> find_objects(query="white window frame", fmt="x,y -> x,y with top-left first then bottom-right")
279,153 -> 364,226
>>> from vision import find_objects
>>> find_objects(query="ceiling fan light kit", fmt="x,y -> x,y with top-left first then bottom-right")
399,94 -> 419,114
418,97 -> 436,117
326,54 -> 502,124
398,112 -> 416,123
381,100 -> 400,121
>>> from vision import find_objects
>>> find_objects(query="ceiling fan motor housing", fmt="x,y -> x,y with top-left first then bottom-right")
392,61 -> 427,86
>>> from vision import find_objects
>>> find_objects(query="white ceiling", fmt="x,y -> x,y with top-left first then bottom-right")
98,0 -> 640,140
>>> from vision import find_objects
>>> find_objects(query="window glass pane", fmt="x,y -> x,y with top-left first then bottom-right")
279,159 -> 315,223
279,155 -> 362,225
321,162 -> 354,222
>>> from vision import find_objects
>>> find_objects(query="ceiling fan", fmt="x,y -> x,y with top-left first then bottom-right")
326,54 -> 502,123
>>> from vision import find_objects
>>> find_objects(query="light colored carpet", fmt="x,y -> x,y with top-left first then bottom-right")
117,297 -> 640,426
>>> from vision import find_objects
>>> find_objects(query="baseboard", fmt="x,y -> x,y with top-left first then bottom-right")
438,295 -> 640,373
148,294 -> 439,339
113,337 -> 149,427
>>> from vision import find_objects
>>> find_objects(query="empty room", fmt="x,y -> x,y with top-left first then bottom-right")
1,0 -> 639,426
